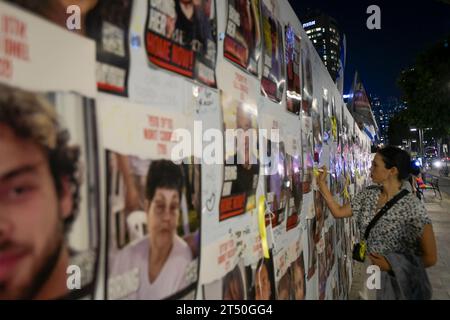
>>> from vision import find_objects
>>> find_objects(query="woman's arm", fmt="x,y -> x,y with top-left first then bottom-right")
420,224 -> 437,268
317,167 -> 352,219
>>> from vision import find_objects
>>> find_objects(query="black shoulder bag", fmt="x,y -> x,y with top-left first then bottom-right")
352,189 -> 409,262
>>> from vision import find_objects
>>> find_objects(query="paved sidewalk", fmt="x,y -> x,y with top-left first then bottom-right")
424,189 -> 450,300
348,188 -> 450,300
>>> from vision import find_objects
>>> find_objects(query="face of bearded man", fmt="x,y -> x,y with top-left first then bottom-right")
0,124 -> 71,300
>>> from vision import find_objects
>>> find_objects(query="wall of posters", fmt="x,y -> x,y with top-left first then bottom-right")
1,0 -> 375,301
224,0 -> 262,76
145,0 -> 217,87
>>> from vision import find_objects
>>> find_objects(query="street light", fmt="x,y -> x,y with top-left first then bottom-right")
410,127 -> 424,158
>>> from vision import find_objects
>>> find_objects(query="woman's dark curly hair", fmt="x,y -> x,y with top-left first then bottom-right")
0,83 -> 81,233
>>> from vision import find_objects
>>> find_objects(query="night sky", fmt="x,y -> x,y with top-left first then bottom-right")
288,0 -> 450,100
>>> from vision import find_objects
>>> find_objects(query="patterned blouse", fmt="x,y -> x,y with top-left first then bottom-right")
350,183 -> 432,256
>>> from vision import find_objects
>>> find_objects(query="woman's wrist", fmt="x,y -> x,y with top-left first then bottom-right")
317,181 -> 327,191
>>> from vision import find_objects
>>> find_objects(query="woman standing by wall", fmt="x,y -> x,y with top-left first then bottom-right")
317,146 -> 437,299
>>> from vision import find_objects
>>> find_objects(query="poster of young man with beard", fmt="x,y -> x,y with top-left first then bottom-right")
0,2 -> 100,300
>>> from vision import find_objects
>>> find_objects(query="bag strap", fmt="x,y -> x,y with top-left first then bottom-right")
363,189 -> 409,240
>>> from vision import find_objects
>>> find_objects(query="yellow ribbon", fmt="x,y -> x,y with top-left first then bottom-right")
313,167 -> 320,177
258,195 -> 270,259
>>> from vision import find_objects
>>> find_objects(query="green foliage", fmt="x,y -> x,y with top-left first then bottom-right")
387,111 -> 410,146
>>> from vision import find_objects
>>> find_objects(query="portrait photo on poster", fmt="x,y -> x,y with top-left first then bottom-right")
301,43 -> 313,117
264,140 -> 288,228
285,151 -> 303,231
86,0 -> 133,96
246,253 -> 276,300
322,91 -> 332,144
224,0 -> 262,76
0,83 -> 100,300
106,153 -> 201,300
306,218 -> 317,280
318,248 -> 327,300
301,118 -> 314,194
311,99 -> 323,164
313,190 -> 325,244
285,25 -> 301,115
145,0 -> 217,87
260,0 -> 285,103
290,252 -> 306,300
276,266 -> 292,300
220,92 -> 259,221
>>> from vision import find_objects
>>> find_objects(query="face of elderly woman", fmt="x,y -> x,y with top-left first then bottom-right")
147,188 -> 180,248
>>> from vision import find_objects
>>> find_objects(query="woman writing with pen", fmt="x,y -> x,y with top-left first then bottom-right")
316,146 -> 437,300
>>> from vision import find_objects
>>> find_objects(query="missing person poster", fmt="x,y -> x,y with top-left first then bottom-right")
199,68 -> 262,295
0,2 -> 99,300
289,240 -> 306,300
317,241 -> 327,300
98,94 -> 200,300
285,25 -> 301,115
145,0 -> 217,87
265,140 -> 288,228
260,0 -> 285,103
245,253 -> 276,300
87,0 -> 132,96
306,218 -> 317,281
224,0 -> 262,76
